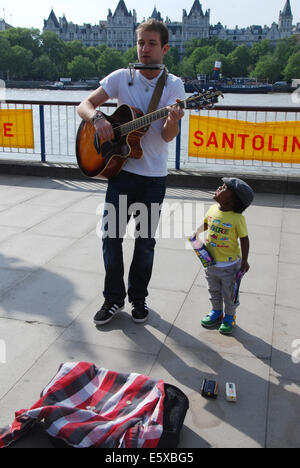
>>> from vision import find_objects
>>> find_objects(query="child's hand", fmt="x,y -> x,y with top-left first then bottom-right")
240,260 -> 250,272
191,223 -> 208,240
240,236 -> 250,272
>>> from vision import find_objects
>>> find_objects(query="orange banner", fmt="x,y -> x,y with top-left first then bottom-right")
0,109 -> 34,149
189,115 -> 300,164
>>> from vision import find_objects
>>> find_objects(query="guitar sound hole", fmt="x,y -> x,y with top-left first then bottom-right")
100,141 -> 129,160
101,141 -> 113,159
112,126 -> 121,143
120,144 -> 129,157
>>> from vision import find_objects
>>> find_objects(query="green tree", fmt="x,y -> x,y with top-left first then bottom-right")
32,54 -> 58,80
164,47 -> 181,75
197,53 -> 228,78
123,46 -> 138,65
96,48 -> 125,77
180,55 -> 196,78
250,40 -> 272,65
251,54 -> 281,81
227,45 -> 251,77
215,39 -> 236,56
184,38 -> 212,57
0,35 -> 11,78
84,45 -> 106,64
3,27 -> 41,58
65,40 -> 85,62
190,46 -> 215,69
9,45 -> 33,79
67,55 -> 96,80
274,37 -> 299,70
184,39 -> 202,58
1,26 -> 300,82
283,51 -> 300,81
179,46 -> 215,78
41,30 -> 67,75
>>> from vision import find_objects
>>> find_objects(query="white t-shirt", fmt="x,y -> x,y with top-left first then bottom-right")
100,68 -> 186,177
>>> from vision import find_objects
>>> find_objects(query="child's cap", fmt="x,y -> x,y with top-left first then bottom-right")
222,177 -> 254,209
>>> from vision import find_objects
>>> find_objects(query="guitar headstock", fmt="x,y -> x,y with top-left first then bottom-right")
185,87 -> 224,110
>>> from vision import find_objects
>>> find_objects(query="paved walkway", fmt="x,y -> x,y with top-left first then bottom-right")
0,174 -> 299,448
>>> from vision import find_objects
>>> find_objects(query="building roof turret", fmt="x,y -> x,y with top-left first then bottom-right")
113,0 -> 132,17
281,0 -> 292,17
150,7 -> 163,22
188,0 -> 204,18
44,8 -> 59,28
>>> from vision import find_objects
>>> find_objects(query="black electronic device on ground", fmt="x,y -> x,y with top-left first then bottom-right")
201,379 -> 218,399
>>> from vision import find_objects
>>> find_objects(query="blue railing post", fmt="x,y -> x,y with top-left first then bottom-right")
39,105 -> 46,162
175,119 -> 181,170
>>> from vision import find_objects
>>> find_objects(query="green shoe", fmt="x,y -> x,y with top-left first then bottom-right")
201,310 -> 223,328
219,314 -> 236,335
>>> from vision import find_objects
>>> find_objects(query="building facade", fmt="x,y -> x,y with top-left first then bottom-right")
0,18 -> 13,31
43,0 -> 298,57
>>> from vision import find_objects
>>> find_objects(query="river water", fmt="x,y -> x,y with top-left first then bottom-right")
1,88 -> 300,174
3,87 -> 299,107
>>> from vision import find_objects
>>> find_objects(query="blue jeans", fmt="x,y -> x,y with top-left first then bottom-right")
102,170 -> 166,303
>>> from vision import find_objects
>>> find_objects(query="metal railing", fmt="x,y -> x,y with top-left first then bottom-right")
0,100 -> 111,163
181,104 -> 300,174
1,99 -> 300,175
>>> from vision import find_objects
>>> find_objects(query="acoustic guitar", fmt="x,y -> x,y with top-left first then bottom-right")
76,89 -> 222,179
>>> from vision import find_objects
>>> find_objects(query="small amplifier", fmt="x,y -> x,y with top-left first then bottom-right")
225,382 -> 237,402
201,379 -> 218,399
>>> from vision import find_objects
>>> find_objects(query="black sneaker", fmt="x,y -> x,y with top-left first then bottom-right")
131,299 -> 149,323
93,300 -> 124,325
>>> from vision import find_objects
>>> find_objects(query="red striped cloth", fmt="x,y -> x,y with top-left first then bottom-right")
0,362 -> 165,448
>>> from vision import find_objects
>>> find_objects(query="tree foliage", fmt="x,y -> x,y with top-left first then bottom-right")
0,27 -> 299,82
96,48 -> 125,77
9,46 -> 33,79
283,51 -> 300,81
67,56 -> 96,80
251,54 -> 281,81
32,54 -> 58,80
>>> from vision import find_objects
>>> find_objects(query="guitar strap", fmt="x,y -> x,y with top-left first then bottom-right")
146,68 -> 168,114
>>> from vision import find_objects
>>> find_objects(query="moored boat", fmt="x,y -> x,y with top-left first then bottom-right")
184,78 -> 272,94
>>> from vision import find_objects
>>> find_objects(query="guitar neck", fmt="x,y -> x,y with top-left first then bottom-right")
119,101 -> 185,137
116,90 -> 221,137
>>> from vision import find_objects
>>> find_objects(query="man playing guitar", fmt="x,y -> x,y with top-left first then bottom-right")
77,19 -> 185,325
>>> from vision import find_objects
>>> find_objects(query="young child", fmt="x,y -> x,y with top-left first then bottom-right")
194,177 -> 254,334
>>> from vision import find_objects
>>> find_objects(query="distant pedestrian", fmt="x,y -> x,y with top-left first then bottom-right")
193,177 -> 254,334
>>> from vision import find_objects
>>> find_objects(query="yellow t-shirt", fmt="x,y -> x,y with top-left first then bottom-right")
204,204 -> 248,262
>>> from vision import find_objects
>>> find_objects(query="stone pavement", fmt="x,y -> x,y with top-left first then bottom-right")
0,173 -> 299,448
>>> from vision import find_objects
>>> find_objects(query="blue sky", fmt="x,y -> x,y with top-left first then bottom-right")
1,0 -> 299,30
